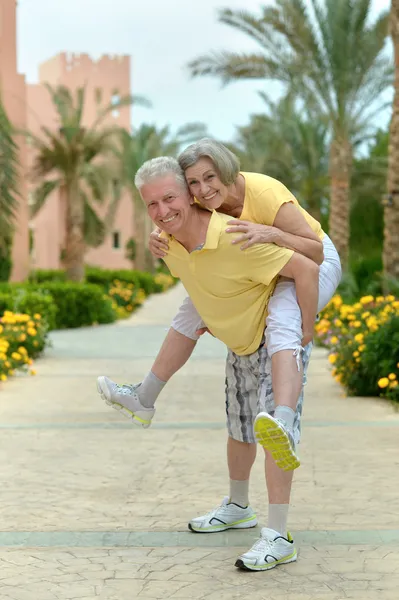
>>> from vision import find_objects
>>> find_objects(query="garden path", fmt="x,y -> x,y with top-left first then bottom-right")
0,282 -> 398,600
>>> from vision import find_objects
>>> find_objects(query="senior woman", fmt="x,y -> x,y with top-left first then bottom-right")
98,139 -> 341,471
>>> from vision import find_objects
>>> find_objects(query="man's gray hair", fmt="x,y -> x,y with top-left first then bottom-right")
134,156 -> 187,191
178,138 -> 240,186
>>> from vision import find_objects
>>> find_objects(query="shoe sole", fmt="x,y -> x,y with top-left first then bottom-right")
96,377 -> 151,429
235,551 -> 297,571
188,517 -> 258,534
254,413 -> 300,471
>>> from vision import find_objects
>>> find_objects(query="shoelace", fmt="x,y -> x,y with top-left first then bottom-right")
251,536 -> 275,553
115,383 -> 136,396
205,499 -> 228,518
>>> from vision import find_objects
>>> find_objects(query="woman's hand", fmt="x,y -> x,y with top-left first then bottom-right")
226,220 -> 279,250
148,227 -> 169,258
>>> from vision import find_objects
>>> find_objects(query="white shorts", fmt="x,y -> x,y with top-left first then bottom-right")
170,234 -> 342,356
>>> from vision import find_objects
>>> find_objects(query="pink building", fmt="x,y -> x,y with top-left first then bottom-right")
0,0 -> 29,281
1,1 -> 136,279
27,53 -> 135,271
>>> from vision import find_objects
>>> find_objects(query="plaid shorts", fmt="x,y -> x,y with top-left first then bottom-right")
225,337 -> 312,444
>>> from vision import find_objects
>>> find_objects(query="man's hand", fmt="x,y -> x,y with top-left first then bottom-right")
148,227 -> 169,258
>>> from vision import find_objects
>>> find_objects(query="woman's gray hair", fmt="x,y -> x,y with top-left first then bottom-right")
134,156 -> 187,191
178,138 -> 240,185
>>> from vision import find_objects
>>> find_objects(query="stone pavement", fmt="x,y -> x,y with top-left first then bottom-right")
0,283 -> 398,600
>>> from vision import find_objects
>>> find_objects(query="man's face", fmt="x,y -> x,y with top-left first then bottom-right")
141,175 -> 194,236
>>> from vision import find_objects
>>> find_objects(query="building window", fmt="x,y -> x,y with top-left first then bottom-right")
112,231 -> 121,249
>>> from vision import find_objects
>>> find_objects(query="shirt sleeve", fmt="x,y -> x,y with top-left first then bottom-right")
244,243 -> 294,286
252,183 -> 297,226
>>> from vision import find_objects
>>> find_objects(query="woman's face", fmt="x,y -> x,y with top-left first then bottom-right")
185,157 -> 229,209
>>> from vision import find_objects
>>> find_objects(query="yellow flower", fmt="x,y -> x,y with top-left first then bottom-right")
354,333 -> 364,343
390,380 -> 398,388
33,314 -> 41,320
334,319 -> 342,327
353,351 -> 360,358
29,369 -> 37,376
386,295 -> 395,302
360,295 -> 374,305
33,341 -> 39,347
353,321 -> 361,328
328,354 -> 337,364
388,373 -> 397,381
377,377 -> 389,389
0,374 -> 7,381
358,345 -> 366,352
18,347 -> 27,355
11,352 -> 21,360
330,336 -> 339,345
397,363 -> 399,369
19,334 -> 26,342
27,328 -> 37,336
0,325 -> 3,334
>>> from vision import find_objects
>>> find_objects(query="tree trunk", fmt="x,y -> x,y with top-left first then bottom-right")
383,0 -> 399,282
64,181 -> 85,282
328,137 -> 352,270
133,191 -> 147,272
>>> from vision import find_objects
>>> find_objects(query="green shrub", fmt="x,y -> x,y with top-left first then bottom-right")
85,267 -> 162,295
29,269 -> 67,283
0,288 -> 57,330
316,294 -> 399,401
27,282 -> 116,329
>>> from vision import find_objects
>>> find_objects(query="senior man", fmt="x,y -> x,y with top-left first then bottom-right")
98,157 -> 319,572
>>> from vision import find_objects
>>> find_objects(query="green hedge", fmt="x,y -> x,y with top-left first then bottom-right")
0,288 -> 57,330
0,282 -> 116,329
29,267 -> 164,295
31,282 -> 116,329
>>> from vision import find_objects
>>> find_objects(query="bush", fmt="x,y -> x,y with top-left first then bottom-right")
85,267 -> 162,295
0,288 -> 57,330
0,311 -> 50,382
315,294 -> 399,401
29,269 -> 67,283
28,282 -> 116,329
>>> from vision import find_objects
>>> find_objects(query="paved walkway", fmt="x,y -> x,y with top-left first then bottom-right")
0,283 -> 398,600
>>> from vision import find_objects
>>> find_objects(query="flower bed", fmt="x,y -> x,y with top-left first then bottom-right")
315,294 -> 399,401
0,311 -> 49,382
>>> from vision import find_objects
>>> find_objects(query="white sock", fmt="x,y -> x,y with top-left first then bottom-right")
268,503 -> 289,537
136,371 -> 166,408
229,479 -> 249,508
274,405 -> 295,430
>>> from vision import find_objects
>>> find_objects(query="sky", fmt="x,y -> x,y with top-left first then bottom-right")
17,0 -> 392,143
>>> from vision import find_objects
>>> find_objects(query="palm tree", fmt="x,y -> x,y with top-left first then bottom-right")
116,122 -> 208,271
188,0 -> 392,268
29,84 -> 133,281
234,92 -> 329,221
0,95 -> 19,247
383,0 -> 399,281
0,96 -> 20,281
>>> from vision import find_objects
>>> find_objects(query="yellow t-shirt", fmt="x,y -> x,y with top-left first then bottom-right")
239,172 -> 324,239
163,211 -> 293,355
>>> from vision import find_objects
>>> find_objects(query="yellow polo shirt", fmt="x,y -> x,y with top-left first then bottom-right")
240,172 -> 325,239
163,211 -> 293,355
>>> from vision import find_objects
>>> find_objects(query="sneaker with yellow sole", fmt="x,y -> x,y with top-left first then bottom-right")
254,412 -> 300,471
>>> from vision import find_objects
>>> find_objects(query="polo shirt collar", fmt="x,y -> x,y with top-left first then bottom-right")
202,210 -> 223,250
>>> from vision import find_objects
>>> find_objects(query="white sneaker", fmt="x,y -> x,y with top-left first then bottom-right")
254,412 -> 300,471
97,376 -> 155,428
188,496 -> 257,533
235,527 -> 297,571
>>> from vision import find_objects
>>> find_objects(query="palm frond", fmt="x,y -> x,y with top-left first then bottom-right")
30,179 -> 60,217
